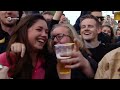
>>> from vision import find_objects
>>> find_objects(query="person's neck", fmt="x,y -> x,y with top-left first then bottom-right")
1,23 -> 15,35
84,39 -> 101,48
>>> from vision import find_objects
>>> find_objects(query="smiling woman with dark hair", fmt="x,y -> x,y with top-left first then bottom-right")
0,14 -> 59,79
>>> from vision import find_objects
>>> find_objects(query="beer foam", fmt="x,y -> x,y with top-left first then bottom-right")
55,43 -> 74,47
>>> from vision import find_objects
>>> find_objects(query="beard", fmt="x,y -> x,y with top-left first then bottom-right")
1,21 -> 16,27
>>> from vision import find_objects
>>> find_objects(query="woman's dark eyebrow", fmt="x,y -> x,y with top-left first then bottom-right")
37,26 -> 48,30
37,26 -> 43,29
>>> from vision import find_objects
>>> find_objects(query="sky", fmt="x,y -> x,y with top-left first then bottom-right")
64,11 -> 114,25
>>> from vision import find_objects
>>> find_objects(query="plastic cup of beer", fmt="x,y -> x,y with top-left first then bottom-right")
54,43 -> 74,74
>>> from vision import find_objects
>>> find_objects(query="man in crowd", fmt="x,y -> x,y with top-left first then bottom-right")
74,11 -> 111,44
0,11 -> 23,53
80,14 -> 120,63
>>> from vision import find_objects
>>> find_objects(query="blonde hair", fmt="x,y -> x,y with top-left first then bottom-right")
48,23 -> 84,53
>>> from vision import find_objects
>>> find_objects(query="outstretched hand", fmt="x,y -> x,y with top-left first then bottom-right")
0,65 -> 9,79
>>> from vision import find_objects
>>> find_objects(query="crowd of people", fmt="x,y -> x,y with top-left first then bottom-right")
0,11 -> 120,79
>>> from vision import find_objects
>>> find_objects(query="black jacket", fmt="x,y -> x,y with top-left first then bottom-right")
98,32 -> 111,44
0,25 -> 11,54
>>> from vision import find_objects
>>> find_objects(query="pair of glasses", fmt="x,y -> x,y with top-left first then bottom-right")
96,16 -> 104,21
51,33 -> 71,41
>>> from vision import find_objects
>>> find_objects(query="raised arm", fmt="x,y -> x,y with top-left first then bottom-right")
53,11 -> 63,20
48,11 -> 64,38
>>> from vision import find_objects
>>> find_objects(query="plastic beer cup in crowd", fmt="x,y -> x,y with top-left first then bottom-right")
54,43 -> 74,74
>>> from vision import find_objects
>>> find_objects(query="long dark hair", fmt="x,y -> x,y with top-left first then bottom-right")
6,14 -> 48,79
